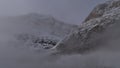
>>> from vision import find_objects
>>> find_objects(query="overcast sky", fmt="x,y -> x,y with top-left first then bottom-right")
0,0 -> 107,25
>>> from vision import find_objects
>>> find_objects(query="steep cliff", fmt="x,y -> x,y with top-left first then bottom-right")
55,0 -> 120,54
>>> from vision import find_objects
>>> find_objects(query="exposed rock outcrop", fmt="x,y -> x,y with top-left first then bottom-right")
55,0 -> 120,54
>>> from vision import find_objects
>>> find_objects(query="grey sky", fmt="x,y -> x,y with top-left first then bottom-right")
0,0 -> 107,25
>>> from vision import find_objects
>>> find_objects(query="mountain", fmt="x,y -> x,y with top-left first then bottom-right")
0,13 -> 78,50
55,0 -> 120,54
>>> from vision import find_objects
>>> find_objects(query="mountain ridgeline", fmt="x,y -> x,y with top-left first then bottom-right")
55,0 -> 120,54
0,13 -> 78,50
1,0 -> 120,68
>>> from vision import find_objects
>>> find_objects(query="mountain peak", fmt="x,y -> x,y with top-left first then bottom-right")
55,0 -> 120,54
84,0 -> 120,22
21,13 -> 54,21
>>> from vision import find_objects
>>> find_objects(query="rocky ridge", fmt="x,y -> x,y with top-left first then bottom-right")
55,0 -> 120,54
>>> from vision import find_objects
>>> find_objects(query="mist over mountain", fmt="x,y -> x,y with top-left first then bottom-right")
0,0 -> 120,68
0,13 -> 78,50
55,0 -> 120,54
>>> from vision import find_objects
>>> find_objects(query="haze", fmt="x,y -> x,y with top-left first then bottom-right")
0,0 -> 106,25
0,0 -> 120,68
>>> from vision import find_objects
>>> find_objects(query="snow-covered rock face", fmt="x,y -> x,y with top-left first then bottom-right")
0,13 -> 78,51
55,0 -> 120,54
85,0 -> 120,22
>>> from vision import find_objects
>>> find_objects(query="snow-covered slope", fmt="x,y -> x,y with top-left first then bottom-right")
55,0 -> 120,54
0,13 -> 78,50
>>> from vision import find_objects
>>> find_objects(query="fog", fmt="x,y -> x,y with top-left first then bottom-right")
0,0 -> 120,68
0,13 -> 120,68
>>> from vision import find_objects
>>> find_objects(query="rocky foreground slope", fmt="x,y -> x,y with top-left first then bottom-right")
55,0 -> 120,54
